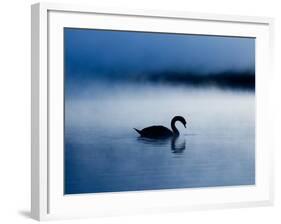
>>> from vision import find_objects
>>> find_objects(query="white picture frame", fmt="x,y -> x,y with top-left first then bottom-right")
31,2 -> 274,221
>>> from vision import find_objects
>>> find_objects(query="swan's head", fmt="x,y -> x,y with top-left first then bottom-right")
173,116 -> 187,128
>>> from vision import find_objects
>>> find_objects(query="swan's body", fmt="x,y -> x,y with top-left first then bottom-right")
134,116 -> 186,139
134,126 -> 173,138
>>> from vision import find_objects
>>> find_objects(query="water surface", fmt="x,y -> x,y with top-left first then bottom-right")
65,84 -> 255,194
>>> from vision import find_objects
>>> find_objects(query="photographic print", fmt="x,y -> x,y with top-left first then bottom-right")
64,28 -> 255,194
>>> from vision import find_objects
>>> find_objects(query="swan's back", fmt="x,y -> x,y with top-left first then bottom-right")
134,125 -> 173,138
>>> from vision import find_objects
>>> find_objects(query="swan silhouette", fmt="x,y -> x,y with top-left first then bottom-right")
134,116 -> 186,139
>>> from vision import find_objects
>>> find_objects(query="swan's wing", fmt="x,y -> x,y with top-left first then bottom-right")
140,125 -> 172,137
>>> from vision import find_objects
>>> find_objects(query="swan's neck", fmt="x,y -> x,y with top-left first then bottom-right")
171,120 -> 179,136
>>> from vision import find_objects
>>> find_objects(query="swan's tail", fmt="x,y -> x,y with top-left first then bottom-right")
133,128 -> 142,135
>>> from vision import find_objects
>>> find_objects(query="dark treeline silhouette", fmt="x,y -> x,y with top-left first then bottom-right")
67,70 -> 255,91
133,70 -> 255,90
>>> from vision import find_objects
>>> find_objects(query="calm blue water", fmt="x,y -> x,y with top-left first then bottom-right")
64,84 -> 255,194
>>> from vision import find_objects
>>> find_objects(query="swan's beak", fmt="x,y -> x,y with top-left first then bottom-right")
184,123 -> 186,128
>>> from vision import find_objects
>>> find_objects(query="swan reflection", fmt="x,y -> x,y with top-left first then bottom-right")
137,136 -> 186,154
171,137 -> 186,154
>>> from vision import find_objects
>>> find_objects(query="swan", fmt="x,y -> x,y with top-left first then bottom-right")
134,116 -> 186,139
